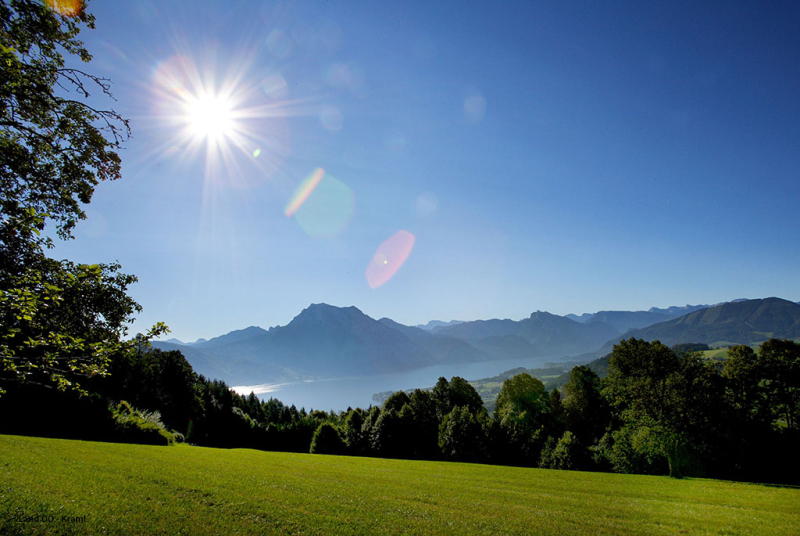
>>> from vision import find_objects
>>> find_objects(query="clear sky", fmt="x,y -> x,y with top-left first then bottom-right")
51,1 -> 800,342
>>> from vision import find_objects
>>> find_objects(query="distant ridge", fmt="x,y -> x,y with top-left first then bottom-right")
545,298 -> 800,390
585,310 -> 672,333
195,326 -> 267,348
153,297 -> 800,387
430,310 -> 620,359
647,304 -> 711,317
589,298 -> 800,357
157,304 -> 484,385
415,319 -> 465,331
565,300 -> 752,333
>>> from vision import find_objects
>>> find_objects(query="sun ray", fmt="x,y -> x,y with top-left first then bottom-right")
137,22 -> 348,211
145,52 -> 296,190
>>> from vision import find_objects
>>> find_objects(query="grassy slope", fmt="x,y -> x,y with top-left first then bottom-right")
2,435 -> 799,535
702,348 -> 731,360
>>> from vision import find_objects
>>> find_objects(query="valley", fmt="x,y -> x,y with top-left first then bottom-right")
157,298 -> 800,410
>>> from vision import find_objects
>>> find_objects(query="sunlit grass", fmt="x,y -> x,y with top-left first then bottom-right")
1,435 -> 798,534
702,348 -> 731,359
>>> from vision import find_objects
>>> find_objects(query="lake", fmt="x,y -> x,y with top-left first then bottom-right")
232,355 -> 563,411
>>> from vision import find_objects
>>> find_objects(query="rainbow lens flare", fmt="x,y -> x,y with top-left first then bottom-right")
285,168 -> 325,217
366,230 -> 416,289
285,168 -> 354,237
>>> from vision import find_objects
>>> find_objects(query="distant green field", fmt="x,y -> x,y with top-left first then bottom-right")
702,344 -> 767,360
702,348 -> 730,360
2,435 -> 799,535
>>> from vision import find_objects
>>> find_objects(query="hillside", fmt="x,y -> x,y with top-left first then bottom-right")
377,317 -> 488,364
567,304 -> 710,327
543,299 -> 800,389
437,311 -> 621,358
151,340 -> 305,384
589,298 -> 800,357
585,310 -> 673,333
3,435 -> 798,535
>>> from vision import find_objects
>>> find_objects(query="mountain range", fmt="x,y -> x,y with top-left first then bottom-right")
153,298 -> 800,387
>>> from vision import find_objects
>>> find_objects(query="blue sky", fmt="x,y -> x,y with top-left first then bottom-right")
51,1 -> 800,342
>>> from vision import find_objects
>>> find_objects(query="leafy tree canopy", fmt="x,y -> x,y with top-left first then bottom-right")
494,373 -> 548,426
1,0 -> 128,247
0,0 -> 164,396
432,376 -> 484,419
563,365 -> 609,444
759,339 -> 800,430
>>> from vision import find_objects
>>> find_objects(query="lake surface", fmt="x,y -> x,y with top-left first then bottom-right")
232,355 -> 563,411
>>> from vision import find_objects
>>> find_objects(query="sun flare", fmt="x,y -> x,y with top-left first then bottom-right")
184,92 -> 236,142
149,53 -> 300,188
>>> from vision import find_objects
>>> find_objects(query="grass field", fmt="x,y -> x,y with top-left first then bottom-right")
2,435 -> 799,534
702,348 -> 731,360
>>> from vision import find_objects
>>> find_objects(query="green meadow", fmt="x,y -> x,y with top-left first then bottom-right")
2,435 -> 799,535
702,348 -> 731,360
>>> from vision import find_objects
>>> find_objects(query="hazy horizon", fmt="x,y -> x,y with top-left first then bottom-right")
161,296 -> 778,344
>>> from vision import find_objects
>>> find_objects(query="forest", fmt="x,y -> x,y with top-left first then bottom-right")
2,337 -> 798,484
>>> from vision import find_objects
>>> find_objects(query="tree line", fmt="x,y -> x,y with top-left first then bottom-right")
2,337 -> 797,484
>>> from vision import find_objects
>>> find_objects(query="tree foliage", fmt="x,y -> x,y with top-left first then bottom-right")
0,0 -> 162,396
605,338 -> 692,477
438,405 -> 486,462
563,365 -> 609,445
494,373 -> 549,464
2,338 -> 799,483
759,339 -> 800,430
1,0 -> 128,245
310,423 -> 344,455
432,376 -> 484,419
540,431 -> 578,470
341,409 -> 366,454
402,389 -> 440,459
723,345 -> 770,422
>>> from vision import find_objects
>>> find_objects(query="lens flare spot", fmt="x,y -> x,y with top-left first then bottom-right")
46,0 -> 84,17
152,56 -> 188,94
161,146 -> 181,158
286,169 -> 354,237
320,106 -> 344,131
415,193 -> 438,217
325,62 -> 367,97
464,93 -> 486,123
266,29 -> 293,59
262,74 -> 289,99
366,231 -> 416,289
252,148 -> 262,158
285,168 -> 325,217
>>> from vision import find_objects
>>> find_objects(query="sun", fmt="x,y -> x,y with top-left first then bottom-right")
149,54 -> 297,188
184,91 -> 236,142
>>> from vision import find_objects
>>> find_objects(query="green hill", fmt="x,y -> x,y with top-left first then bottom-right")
590,298 -> 800,357
2,435 -> 799,534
